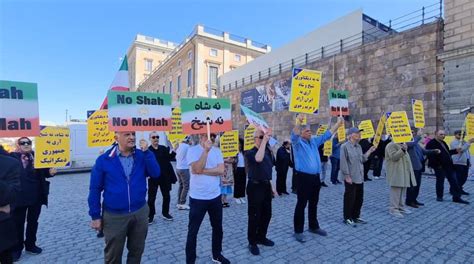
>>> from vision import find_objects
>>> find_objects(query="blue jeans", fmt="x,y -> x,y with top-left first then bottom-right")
185,195 -> 223,264
330,157 -> 340,183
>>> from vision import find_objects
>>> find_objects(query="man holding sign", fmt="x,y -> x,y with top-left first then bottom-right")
291,114 -> 344,243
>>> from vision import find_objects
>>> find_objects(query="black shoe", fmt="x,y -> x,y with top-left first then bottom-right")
212,254 -> 231,264
364,178 -> 372,181
461,191 -> 470,195
353,218 -> 367,224
162,214 -> 174,221
248,244 -> 260,255
321,182 -> 328,187
415,201 -> 424,206
308,228 -> 327,236
407,203 -> 419,208
257,238 -> 275,247
436,197 -> 443,202
453,198 -> 470,204
12,250 -> 21,262
96,230 -> 104,238
331,181 -> 337,185
25,245 -> 42,255
336,180 -> 342,184
148,218 -> 154,225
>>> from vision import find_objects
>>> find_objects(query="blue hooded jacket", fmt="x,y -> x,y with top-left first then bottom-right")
88,146 -> 161,220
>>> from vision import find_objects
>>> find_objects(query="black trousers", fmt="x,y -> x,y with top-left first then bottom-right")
363,160 -> 371,180
434,167 -> 461,199
294,172 -> 321,233
330,157 -> 340,183
276,167 -> 289,194
291,169 -> 298,192
0,250 -> 12,264
372,157 -> 384,177
406,169 -> 422,204
0,217 -> 17,264
147,178 -> 170,219
454,164 -> 469,190
343,182 -> 364,220
247,180 -> 272,245
233,167 -> 246,198
186,196 -> 223,264
12,203 -> 42,252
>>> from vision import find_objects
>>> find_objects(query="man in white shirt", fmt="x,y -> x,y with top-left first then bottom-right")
176,137 -> 191,210
185,133 -> 230,264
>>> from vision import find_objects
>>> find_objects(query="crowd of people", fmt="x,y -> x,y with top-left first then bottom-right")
0,114 -> 472,264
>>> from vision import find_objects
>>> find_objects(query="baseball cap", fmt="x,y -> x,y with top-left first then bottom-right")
348,127 -> 362,134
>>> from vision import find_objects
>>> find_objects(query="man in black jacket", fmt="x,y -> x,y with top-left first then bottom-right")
147,132 -> 177,223
359,138 -> 374,181
276,141 -> 292,195
0,146 -> 21,264
426,130 -> 469,204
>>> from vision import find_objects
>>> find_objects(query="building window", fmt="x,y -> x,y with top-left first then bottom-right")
188,51 -> 193,60
209,66 -> 219,89
234,54 -> 241,62
177,75 -> 181,93
210,49 -> 218,57
145,59 -> 153,72
162,85 -> 165,93
187,68 -> 192,88
177,59 -> 181,67
169,81 -> 173,94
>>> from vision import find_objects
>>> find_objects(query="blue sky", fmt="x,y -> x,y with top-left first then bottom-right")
0,0 -> 438,124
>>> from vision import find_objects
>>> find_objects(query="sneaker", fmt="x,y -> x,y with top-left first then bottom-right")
25,245 -> 42,255
415,201 -> 424,206
257,238 -> 275,247
400,208 -> 412,214
162,214 -> 174,221
373,176 -> 380,180
148,218 -> 154,225
212,254 -> 230,264
321,182 -> 328,187
294,233 -> 306,243
235,198 -> 242,204
12,250 -> 21,262
308,228 -> 327,236
248,244 -> 260,255
343,219 -> 356,227
390,210 -> 404,218
240,198 -> 246,204
354,218 -> 367,224
177,204 -> 191,210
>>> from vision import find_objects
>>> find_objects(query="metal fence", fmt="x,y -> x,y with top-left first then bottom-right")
221,0 -> 443,92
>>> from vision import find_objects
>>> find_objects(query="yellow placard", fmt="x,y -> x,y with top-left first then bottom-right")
87,110 -> 115,147
289,68 -> 322,114
295,113 -> 307,125
316,124 -> 328,136
386,111 -> 413,143
412,99 -> 425,128
373,112 -> 387,148
244,125 -> 256,151
358,120 -> 375,139
34,126 -> 70,168
465,113 -> 474,137
220,130 -> 239,158
337,123 -> 346,142
323,138 -> 333,156
168,107 -> 187,145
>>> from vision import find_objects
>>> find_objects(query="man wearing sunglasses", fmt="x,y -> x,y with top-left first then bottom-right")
291,114 -> 344,243
146,132 -> 177,223
88,131 -> 161,264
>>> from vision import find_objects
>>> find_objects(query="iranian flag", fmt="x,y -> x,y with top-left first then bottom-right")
100,55 -> 130,109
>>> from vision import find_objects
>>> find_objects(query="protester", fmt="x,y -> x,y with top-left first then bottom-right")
233,138 -> 247,204
88,131 -> 161,264
318,145 -> 329,187
372,134 -> 391,179
147,132 -> 177,223
339,128 -> 376,226
359,138 -> 374,181
406,128 -> 440,208
185,133 -> 230,264
425,130 -> 469,204
0,146 -> 21,264
246,128 -> 276,255
291,114 -> 344,243
221,157 -> 235,207
176,136 -> 191,210
276,141 -> 292,195
385,142 -> 417,217
10,137 -> 57,262
451,130 -> 474,195
330,137 -> 342,185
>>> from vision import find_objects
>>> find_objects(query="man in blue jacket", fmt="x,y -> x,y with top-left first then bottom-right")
88,131 -> 161,264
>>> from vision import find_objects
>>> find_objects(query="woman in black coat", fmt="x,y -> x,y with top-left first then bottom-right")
10,137 -> 56,261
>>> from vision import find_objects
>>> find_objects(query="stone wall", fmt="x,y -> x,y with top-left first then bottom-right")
221,21 -> 444,141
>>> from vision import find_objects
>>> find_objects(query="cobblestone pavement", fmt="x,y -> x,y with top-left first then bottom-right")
18,170 -> 474,264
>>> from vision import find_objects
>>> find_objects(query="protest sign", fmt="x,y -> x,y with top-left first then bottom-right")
107,90 -> 172,131
386,111 -> 413,143
412,99 -> 425,128
323,138 -> 333,156
465,113 -> 474,137
289,68 -> 322,114
244,125 -> 256,151
295,113 -> 307,125
329,89 -> 349,116
337,123 -> 346,142
373,112 -> 387,148
0,80 -> 40,137
87,110 -> 115,147
316,124 -> 328,136
240,105 -> 269,132
167,107 -> 187,145
220,130 -> 239,158
181,98 -> 231,135
34,126 -> 70,168
358,120 -> 375,139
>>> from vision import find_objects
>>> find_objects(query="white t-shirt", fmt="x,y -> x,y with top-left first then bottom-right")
237,152 -> 245,167
176,143 -> 190,170
186,144 -> 224,200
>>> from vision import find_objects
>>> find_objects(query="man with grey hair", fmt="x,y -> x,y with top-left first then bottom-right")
291,114 -> 344,243
451,130 -> 474,195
